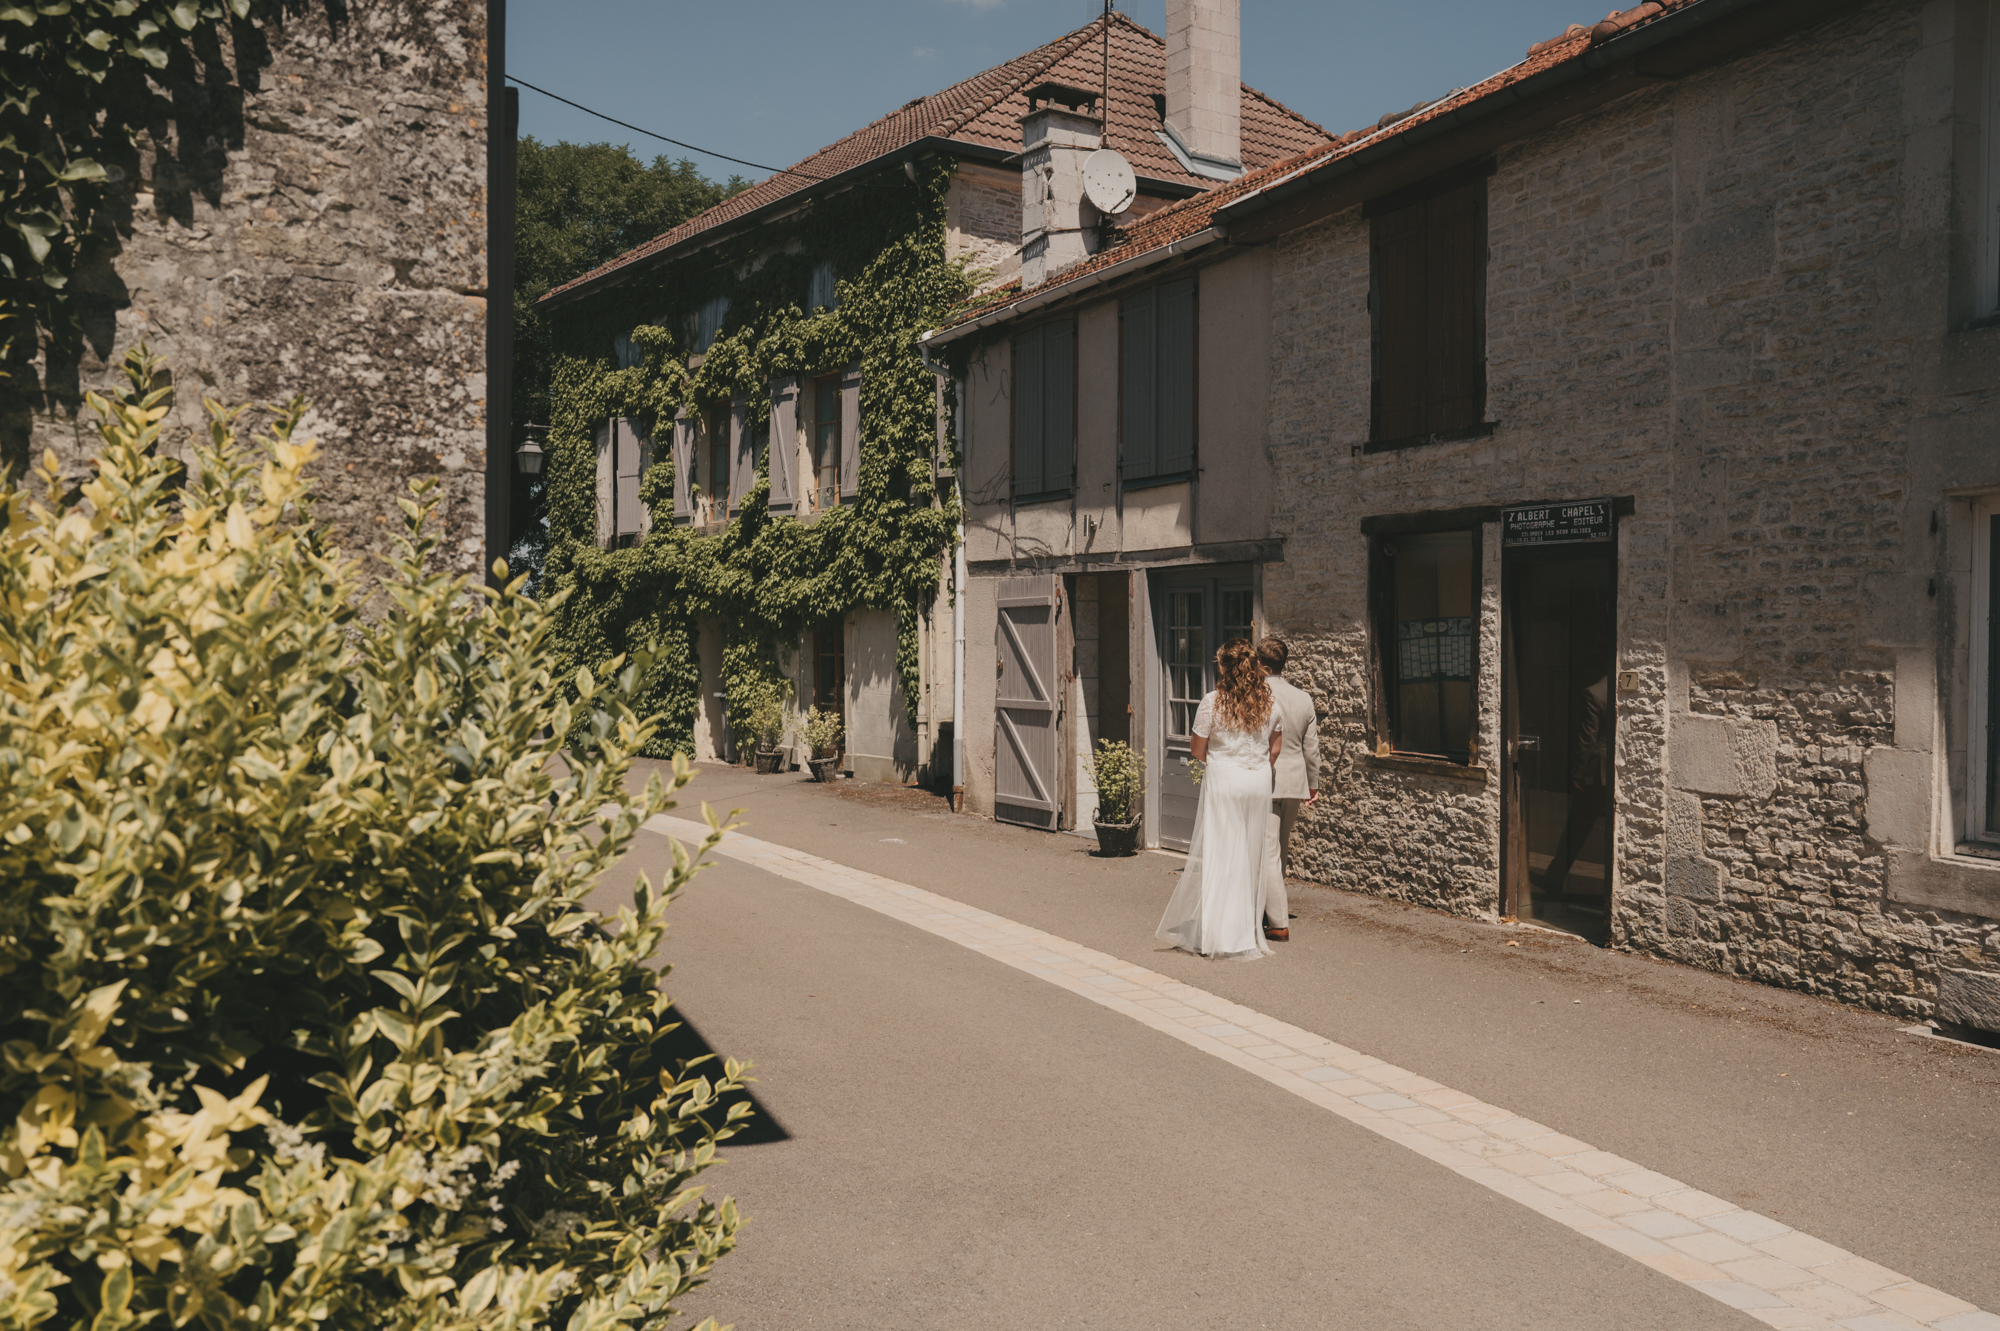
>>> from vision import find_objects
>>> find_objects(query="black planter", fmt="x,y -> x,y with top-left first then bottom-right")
1093,818 -> 1142,856
755,748 -> 784,775
808,756 -> 841,783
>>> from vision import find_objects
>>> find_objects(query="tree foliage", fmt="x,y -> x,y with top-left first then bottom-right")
0,352 -> 745,1330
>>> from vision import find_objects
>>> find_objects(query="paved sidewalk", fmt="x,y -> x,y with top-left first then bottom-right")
596,762 -> 1999,1330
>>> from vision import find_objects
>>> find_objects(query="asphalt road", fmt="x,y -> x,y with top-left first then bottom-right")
589,761 -> 1999,1330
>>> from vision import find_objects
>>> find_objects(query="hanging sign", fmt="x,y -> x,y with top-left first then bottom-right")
1502,498 -> 1614,546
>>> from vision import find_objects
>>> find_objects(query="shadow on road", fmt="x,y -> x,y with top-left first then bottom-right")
663,1007 -> 791,1146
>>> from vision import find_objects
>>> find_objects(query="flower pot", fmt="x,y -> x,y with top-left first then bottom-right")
1093,818 -> 1142,857
808,756 -> 841,783
755,748 -> 784,775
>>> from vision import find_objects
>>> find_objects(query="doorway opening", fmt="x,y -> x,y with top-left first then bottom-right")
1152,566 -> 1256,851
1503,543 -> 1616,942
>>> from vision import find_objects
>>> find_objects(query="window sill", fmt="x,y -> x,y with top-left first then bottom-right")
1362,421 -> 1496,455
1122,470 -> 1194,493
1958,313 -> 2000,333
1013,488 -> 1073,507
1360,752 -> 1489,783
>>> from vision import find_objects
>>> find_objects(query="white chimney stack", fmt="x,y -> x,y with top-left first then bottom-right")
1164,0 -> 1242,178
1020,84 -> 1103,288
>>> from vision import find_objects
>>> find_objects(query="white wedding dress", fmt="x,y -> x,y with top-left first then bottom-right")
1155,691 -> 1280,960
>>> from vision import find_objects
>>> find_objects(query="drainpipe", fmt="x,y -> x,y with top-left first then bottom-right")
952,496 -> 967,813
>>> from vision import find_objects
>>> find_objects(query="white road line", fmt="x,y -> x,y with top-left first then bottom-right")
645,814 -> 1999,1331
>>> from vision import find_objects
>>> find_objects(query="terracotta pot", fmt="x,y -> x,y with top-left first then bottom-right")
755,748 -> 784,775
1093,818 -> 1142,857
808,756 -> 841,783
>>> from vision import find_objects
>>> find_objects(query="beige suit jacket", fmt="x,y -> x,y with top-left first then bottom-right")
1267,674 -> 1321,801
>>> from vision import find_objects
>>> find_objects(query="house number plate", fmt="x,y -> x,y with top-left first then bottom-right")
1502,499 -> 1614,546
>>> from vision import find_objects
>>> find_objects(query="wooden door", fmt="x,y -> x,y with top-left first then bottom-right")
995,575 -> 1062,830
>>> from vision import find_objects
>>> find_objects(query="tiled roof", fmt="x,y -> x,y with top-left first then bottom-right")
934,0 -> 1709,333
539,14 -> 1331,307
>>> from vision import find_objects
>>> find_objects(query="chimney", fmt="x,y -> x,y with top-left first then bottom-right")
1020,82 -> 1103,289
1164,0 -> 1242,178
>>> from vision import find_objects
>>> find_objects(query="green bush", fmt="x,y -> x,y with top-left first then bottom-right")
1089,740 -> 1142,825
741,681 -> 788,752
800,707 -> 843,758
0,355 -> 745,1331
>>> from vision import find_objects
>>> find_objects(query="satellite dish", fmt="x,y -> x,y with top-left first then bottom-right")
1081,148 -> 1137,216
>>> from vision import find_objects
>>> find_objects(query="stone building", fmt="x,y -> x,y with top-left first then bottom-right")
535,9 -> 1327,780
4,1 -> 505,582
925,0 -> 2000,1033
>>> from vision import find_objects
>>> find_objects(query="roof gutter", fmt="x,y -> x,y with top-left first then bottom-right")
538,135 -> 1011,311
1216,0 -> 1775,228
920,226 -> 1227,348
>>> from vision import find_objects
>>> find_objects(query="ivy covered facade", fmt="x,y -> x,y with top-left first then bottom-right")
534,14 -> 1331,780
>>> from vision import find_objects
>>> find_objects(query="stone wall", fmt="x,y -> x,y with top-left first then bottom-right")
1262,0 -> 2000,1022
947,161 -> 1021,291
9,1 -> 490,581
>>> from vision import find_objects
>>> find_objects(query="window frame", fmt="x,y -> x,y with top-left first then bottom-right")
1970,495 -> 2000,845
812,373 -> 841,511
1367,520 -> 1483,765
1365,162 -> 1492,452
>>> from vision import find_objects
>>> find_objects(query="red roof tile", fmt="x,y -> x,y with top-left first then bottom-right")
539,14 -> 1330,307
933,0 -> 1723,333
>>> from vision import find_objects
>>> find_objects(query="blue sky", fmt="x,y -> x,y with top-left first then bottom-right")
510,1 -> 1594,179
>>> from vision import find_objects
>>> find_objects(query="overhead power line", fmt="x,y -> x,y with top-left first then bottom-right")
506,75 -> 835,184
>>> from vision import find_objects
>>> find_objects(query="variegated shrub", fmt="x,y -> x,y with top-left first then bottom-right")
0,353 -> 745,1331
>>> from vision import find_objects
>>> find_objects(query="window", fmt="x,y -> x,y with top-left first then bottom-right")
705,404 -> 731,518
814,621 -> 846,729
813,375 -> 841,508
1012,319 -> 1075,500
808,261 -> 837,312
1374,529 -> 1477,762
1221,589 -> 1255,645
1120,275 -> 1195,485
695,295 -> 730,353
1972,497 -> 2000,846
1369,168 -> 1488,448
1164,590 -> 1204,740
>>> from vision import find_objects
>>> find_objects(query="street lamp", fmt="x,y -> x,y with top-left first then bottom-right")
515,427 -> 547,475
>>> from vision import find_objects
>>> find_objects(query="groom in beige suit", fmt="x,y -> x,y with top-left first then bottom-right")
1257,638 -> 1320,942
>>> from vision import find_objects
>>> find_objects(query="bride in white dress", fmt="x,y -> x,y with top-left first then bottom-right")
1156,638 -> 1283,960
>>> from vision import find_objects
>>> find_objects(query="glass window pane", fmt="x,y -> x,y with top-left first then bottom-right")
1222,589 -> 1254,644
1391,530 -> 1475,761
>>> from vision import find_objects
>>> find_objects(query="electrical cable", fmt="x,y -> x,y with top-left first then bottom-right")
506,75 -> 836,183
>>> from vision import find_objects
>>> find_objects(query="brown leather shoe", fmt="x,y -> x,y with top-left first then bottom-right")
1264,926 -> 1290,942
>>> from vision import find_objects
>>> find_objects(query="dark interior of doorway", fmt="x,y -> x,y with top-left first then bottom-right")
1505,544 -> 1615,944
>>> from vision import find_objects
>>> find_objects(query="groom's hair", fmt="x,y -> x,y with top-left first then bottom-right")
1256,637 -> 1290,673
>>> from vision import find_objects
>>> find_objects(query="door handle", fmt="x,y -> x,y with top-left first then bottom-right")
1514,735 -> 1541,752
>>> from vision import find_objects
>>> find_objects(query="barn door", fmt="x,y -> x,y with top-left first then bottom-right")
995,575 -> 1062,830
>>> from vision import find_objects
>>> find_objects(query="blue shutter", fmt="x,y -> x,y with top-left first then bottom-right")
1043,319 -> 1075,494
1156,276 -> 1196,476
1013,326 -> 1045,498
1120,288 -> 1157,481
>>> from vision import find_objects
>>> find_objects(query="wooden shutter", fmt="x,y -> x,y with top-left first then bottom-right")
1044,319 -> 1075,493
671,407 -> 693,523
768,377 -> 799,513
613,418 -> 644,539
838,362 -> 861,499
1429,179 -> 1487,435
729,397 -> 755,515
994,574 -> 1061,830
593,419 -> 614,547
1012,326 -> 1045,498
1372,197 -> 1429,442
1155,278 -> 1195,476
1120,287 -> 1157,481
629,416 -> 657,536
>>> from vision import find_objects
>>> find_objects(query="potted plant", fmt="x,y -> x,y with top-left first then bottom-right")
802,706 -> 844,783
1089,739 -> 1143,856
744,681 -> 789,775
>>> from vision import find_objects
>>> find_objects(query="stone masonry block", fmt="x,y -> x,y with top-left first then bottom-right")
1936,969 -> 2000,1036
1863,746 -> 1931,848
1671,715 -> 1779,800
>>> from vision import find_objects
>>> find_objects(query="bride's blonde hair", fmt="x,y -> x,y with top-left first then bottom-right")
1214,639 -> 1272,733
